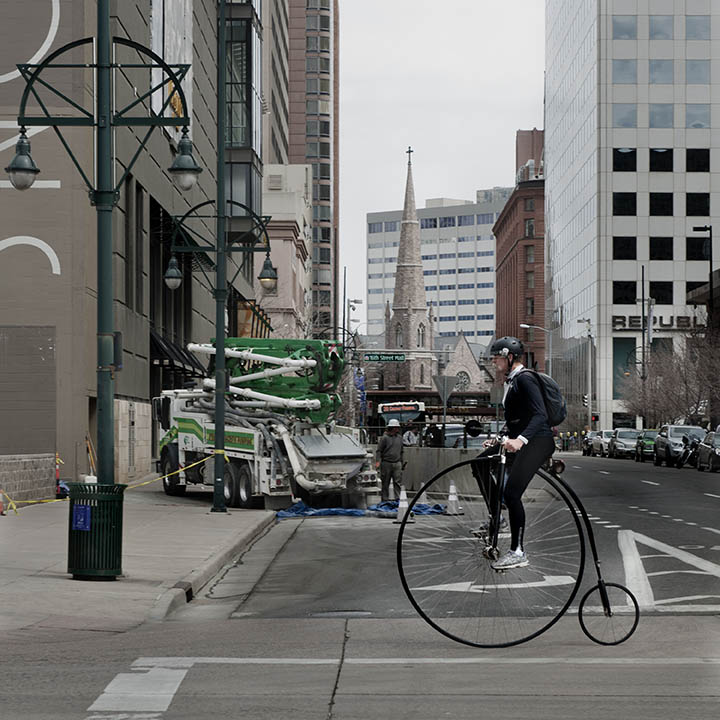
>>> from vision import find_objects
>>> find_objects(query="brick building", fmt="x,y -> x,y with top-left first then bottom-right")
493,129 -> 547,371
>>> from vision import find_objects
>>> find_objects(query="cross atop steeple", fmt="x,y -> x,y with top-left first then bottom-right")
406,145 -> 413,163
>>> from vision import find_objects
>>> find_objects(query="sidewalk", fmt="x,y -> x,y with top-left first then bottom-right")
0,477 -> 275,633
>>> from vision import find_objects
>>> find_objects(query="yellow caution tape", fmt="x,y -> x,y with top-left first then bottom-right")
3,454 -> 217,510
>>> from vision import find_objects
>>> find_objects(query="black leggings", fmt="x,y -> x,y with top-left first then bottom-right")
503,436 -> 556,551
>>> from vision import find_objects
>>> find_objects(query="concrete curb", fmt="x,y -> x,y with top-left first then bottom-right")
147,511 -> 276,621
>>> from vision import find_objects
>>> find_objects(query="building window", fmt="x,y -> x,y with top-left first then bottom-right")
420,364 -> 425,384
613,281 -> 637,304
476,213 -> 494,224
458,214 -> 474,226
526,271 -> 535,289
649,103 -> 674,128
686,16 -> 710,40
613,148 -> 636,171
524,198 -> 535,211
686,60 -> 710,84
525,245 -> 535,264
649,15 -> 673,39
613,15 -> 637,39
439,216 -> 456,228
417,324 -> 425,347
420,217 -> 437,229
525,218 -> 535,237
526,297 -> 534,315
686,237 -> 708,261
368,222 -> 383,234
613,59 -> 637,84
649,193 -> 673,216
649,236 -> 673,260
395,325 -> 403,348
613,236 -> 637,260
687,193 -> 710,216
613,192 -> 637,216
687,104 -> 711,128
687,148 -> 710,172
384,221 -> 398,232
687,280 -> 705,296
649,148 -> 673,172
650,281 -> 673,305
613,103 -> 637,128
649,59 -> 673,84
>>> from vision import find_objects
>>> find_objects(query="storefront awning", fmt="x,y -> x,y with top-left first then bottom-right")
150,329 -> 207,376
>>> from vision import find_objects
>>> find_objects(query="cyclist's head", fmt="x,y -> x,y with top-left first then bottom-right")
490,336 -> 524,370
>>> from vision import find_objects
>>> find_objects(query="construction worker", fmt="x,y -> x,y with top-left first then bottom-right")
375,418 -> 403,501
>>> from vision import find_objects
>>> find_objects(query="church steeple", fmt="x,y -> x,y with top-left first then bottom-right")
391,148 -> 425,312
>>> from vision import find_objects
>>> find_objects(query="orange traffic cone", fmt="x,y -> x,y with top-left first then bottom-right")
393,486 -> 415,524
444,482 -> 464,516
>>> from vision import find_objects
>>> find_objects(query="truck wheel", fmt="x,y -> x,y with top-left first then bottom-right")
162,452 -> 186,496
225,462 -> 257,509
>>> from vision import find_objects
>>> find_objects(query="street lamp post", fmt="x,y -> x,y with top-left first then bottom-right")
5,0 -> 201,487
519,323 -> 552,376
164,199 -> 276,513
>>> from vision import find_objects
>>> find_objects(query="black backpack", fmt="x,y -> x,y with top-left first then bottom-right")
521,369 -> 567,427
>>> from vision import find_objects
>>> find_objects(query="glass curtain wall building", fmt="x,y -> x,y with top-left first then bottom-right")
545,0 -> 716,428
366,189 -> 512,340
288,0 -> 339,336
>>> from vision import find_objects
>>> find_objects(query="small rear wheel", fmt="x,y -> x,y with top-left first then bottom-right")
578,582 -> 639,645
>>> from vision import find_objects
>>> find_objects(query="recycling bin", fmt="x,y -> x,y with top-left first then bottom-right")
67,483 -> 126,580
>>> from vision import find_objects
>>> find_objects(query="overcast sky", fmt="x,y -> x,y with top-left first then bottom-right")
339,0 -> 546,326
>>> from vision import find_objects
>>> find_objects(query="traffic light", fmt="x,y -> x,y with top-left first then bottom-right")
591,413 -> 599,422
582,394 -> 588,407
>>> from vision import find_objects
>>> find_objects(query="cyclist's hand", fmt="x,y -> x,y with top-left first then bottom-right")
502,437 -> 524,453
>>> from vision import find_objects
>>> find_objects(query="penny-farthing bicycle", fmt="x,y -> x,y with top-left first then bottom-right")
396,452 -> 640,648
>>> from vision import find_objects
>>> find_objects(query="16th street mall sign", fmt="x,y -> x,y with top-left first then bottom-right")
363,352 -> 406,362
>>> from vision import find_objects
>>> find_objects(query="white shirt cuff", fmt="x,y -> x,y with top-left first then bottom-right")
517,435 -> 529,445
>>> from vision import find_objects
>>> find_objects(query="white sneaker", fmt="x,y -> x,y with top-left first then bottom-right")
491,549 -> 529,570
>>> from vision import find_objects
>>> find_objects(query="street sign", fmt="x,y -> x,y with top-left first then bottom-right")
363,352 -> 406,362
433,374 -> 458,405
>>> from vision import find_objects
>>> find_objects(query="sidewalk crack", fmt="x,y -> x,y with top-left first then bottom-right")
326,618 -> 350,720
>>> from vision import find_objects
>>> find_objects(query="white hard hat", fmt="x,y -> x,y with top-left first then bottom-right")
387,419 -> 401,427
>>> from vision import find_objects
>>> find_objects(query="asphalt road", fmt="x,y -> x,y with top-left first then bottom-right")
3,454 -> 720,719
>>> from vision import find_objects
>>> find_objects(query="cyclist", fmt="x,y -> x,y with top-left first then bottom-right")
485,336 -> 555,570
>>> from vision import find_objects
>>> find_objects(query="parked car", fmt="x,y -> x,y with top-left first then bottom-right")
421,423 -> 486,448
653,424 -> 705,467
582,431 -> 598,456
591,429 -> 614,457
608,428 -> 640,458
696,431 -> 720,472
634,429 -> 658,462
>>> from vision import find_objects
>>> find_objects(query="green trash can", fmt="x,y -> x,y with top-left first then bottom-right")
67,483 -> 127,580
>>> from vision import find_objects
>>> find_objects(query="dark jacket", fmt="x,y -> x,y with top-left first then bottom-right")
503,370 -> 553,442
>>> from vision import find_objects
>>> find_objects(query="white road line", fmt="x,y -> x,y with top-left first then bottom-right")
131,656 -> 720,668
594,520 -> 610,524
642,480 -> 660,486
702,527 -> 720,535
88,668 -> 188,712
605,524 -> 621,528
599,470 -> 610,475
705,493 -> 720,500
618,530 -> 655,607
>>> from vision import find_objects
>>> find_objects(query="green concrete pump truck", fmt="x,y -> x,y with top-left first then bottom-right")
152,338 -> 379,510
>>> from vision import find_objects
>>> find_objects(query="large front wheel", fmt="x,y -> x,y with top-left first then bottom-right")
397,459 -> 585,648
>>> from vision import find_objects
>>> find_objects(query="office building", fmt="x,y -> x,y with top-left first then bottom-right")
545,0 -> 717,428
287,0 -> 340,336
366,188 -> 512,340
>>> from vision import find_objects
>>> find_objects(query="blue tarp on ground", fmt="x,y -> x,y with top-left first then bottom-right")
276,500 -> 446,518
276,501 -> 366,518
368,500 -> 446,515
